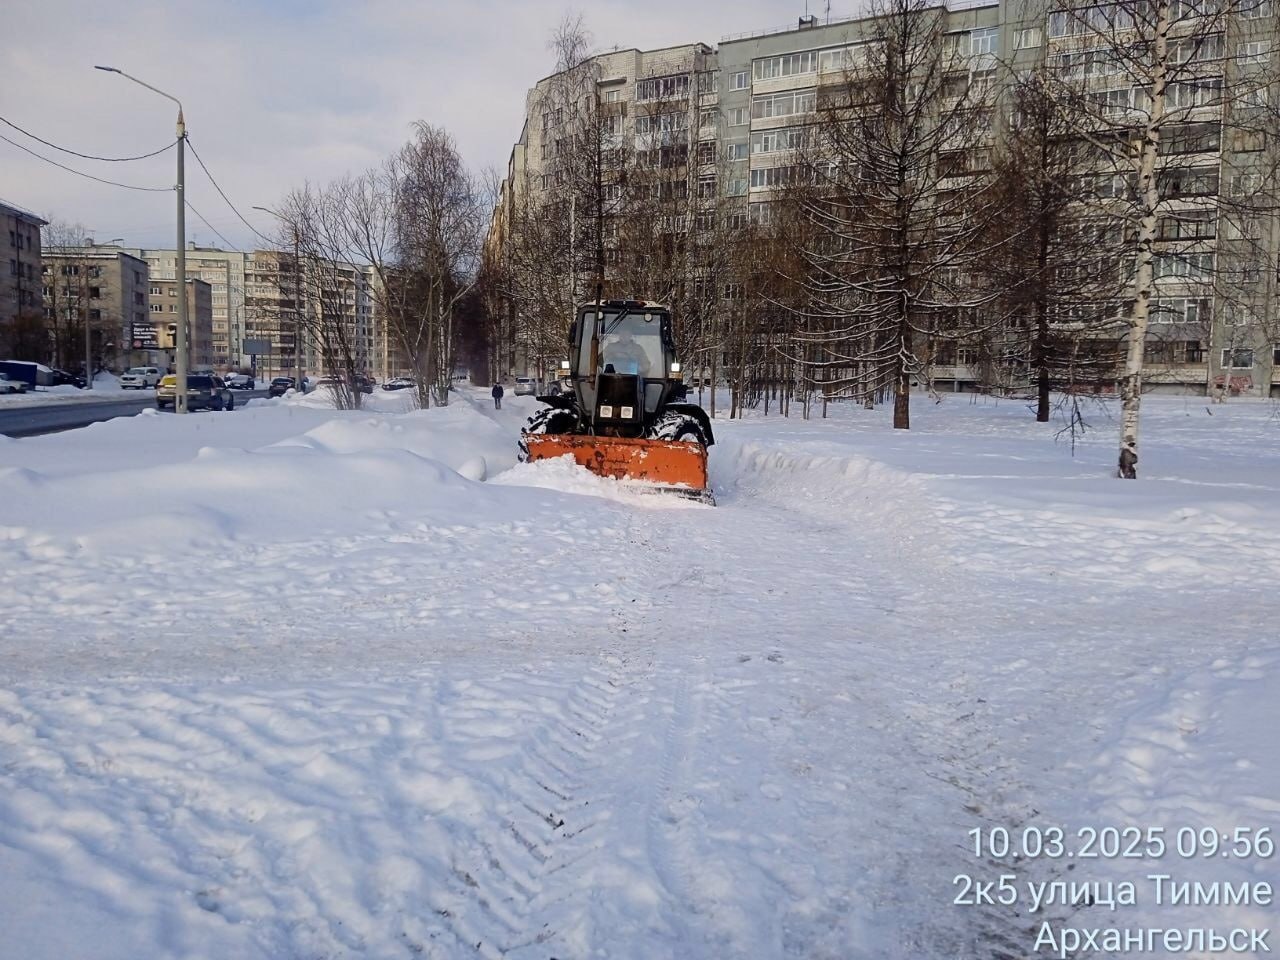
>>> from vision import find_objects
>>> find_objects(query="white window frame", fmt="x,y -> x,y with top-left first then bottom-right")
1015,27 -> 1043,49
970,27 -> 1000,56
729,71 -> 748,90
1221,348 -> 1254,369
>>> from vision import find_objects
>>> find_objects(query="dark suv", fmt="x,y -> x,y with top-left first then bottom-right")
156,374 -> 234,411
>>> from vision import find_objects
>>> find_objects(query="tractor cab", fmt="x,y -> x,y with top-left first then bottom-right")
568,300 -> 681,439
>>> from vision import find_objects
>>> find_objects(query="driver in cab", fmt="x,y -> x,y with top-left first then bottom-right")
601,330 -> 652,377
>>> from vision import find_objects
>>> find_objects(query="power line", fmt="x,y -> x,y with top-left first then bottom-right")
186,136 -> 275,245
0,115 -> 176,162
0,132 -> 172,192
185,199 -> 240,252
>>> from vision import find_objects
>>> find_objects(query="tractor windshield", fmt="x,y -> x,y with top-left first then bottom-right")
597,310 -> 664,378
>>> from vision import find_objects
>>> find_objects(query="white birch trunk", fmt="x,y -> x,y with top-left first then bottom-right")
1118,0 -> 1171,479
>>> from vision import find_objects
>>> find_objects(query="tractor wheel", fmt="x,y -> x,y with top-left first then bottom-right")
647,410 -> 708,447
518,408 -> 578,462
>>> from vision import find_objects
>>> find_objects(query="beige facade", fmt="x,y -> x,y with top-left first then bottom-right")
41,249 -> 149,373
1,200 -> 48,359
147,277 -> 214,371
493,3 -> 1280,397
119,244 -> 250,371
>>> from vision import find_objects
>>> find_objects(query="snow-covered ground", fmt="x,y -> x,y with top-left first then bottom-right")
0,372 -> 146,408
1,388 -> 1276,959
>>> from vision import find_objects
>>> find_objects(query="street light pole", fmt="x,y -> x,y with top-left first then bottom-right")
95,66 -> 188,412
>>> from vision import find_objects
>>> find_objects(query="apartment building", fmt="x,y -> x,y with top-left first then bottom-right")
118,245 -> 250,371
1,199 -> 48,359
492,0 -> 1280,397
41,249 -> 149,372
146,277 -> 215,371
244,250 -> 382,379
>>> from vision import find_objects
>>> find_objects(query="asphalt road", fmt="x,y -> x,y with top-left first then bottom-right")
0,389 -> 273,438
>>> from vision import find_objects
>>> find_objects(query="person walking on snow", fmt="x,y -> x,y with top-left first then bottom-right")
492,382 -> 504,410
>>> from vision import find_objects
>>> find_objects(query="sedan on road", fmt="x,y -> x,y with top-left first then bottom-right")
0,372 -> 28,394
382,377 -> 416,391
225,374 -> 255,390
156,375 -> 235,411
514,377 -> 538,396
268,377 -> 296,397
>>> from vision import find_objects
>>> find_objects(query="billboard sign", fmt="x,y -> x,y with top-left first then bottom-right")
131,321 -> 159,350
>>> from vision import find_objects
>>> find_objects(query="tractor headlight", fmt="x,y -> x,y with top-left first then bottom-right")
670,362 -> 681,373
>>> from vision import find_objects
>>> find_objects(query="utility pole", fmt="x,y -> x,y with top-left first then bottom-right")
95,66 -> 188,411
175,108 -> 188,412
294,222 -> 305,392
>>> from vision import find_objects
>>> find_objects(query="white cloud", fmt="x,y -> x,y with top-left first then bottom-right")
2,0 -> 789,248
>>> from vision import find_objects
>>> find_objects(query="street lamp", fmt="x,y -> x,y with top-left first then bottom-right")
252,205 -> 305,391
83,236 -> 122,389
95,65 -> 189,413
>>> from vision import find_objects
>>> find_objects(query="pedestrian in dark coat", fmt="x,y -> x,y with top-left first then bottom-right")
492,382 -> 504,410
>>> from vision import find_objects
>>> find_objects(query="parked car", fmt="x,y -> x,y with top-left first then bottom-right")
120,366 -> 163,389
268,376 -> 296,397
156,374 -> 235,411
514,376 -> 538,396
382,377 -> 416,391
0,372 -> 28,394
225,374 -> 255,390
353,375 -> 375,395
50,368 -> 85,389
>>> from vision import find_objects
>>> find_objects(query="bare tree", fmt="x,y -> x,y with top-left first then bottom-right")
782,0 -> 1009,429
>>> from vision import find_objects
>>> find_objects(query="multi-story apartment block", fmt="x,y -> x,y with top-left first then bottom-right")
146,277 -> 214,371
244,250 -> 382,379
1,199 -> 48,359
492,1 -> 1280,397
118,245 -> 250,371
41,249 -> 149,373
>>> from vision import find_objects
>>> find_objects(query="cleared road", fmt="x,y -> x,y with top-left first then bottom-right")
0,390 -> 272,438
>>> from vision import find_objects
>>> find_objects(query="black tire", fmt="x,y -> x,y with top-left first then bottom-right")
518,407 -> 578,462
213,396 -> 224,412
647,410 -> 708,446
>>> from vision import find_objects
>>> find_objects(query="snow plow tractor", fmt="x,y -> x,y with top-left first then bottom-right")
518,299 -> 715,503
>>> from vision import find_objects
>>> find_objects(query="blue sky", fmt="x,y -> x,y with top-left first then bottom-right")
2,0 -> 794,249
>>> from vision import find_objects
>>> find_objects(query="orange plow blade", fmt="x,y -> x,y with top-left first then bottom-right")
524,434 -> 714,503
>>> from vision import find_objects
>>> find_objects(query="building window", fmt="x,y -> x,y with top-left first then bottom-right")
726,178 -> 748,196
1236,39 -> 1272,65
726,142 -> 748,161
150,285 -> 163,295
754,51 -> 818,81
603,89 -> 621,103
751,89 -> 817,119
697,175 -> 717,198
1222,348 -> 1254,369
729,70 -> 748,90
635,74 -> 690,102
970,27 -> 1000,56
89,286 -> 101,299
728,107 -> 748,127
1015,27 -> 1043,49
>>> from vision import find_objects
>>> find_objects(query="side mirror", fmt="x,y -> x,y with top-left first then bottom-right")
568,321 -> 577,347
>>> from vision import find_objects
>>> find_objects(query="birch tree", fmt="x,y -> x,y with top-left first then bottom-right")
1044,0 -> 1265,475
